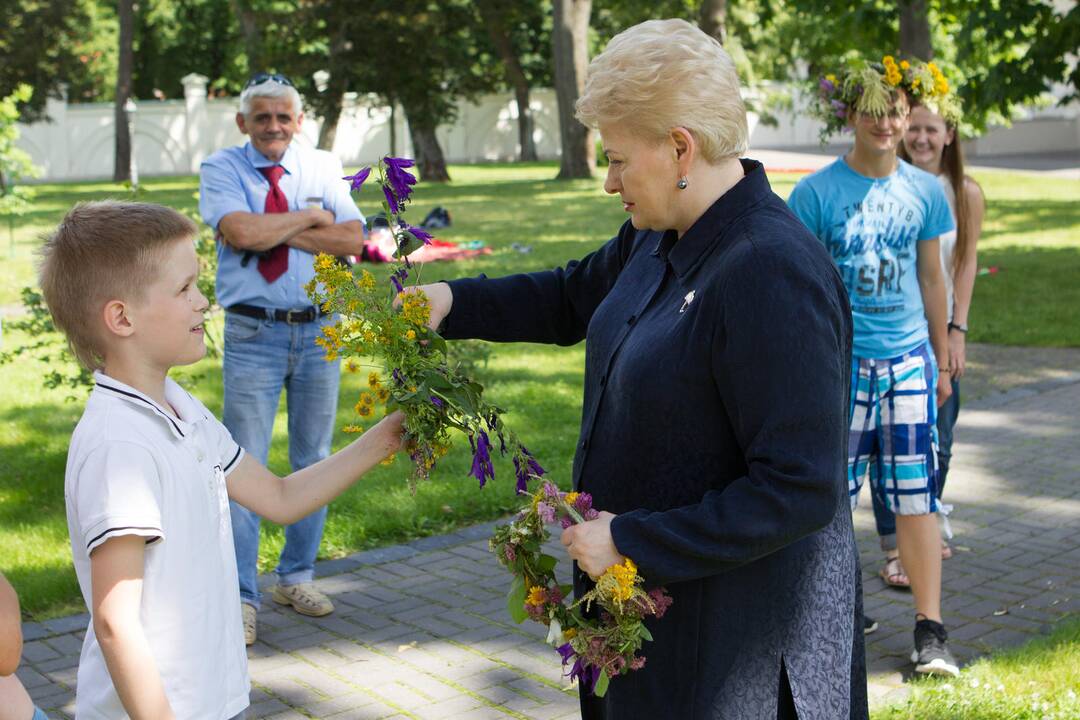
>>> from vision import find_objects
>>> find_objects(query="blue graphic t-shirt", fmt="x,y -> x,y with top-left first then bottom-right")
787,157 -> 954,359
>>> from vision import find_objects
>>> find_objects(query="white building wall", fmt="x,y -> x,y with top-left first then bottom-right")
15,76 -> 1079,183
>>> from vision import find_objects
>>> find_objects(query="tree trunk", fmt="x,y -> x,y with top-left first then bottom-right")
403,108 -> 450,182
231,0 -> 262,70
477,0 -> 538,161
113,0 -> 134,183
899,0 -> 933,60
698,0 -> 728,45
514,85 -> 537,161
317,94 -> 344,151
552,0 -> 593,179
317,28 -> 350,151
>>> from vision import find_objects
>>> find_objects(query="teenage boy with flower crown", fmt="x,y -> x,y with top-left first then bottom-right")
788,55 -> 961,677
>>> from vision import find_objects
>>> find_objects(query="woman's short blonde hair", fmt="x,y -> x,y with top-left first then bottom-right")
576,18 -> 748,163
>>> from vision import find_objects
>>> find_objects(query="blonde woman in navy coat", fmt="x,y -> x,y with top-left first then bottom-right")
417,19 -> 867,720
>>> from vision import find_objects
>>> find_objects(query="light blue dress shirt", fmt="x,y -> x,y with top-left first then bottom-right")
199,142 -> 364,310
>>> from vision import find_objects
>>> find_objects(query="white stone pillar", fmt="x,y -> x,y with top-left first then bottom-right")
182,73 -> 209,173
46,85 -> 69,179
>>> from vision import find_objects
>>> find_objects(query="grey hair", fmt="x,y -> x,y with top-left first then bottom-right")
239,81 -> 303,117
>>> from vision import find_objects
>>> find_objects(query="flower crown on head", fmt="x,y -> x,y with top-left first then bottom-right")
811,54 -> 961,143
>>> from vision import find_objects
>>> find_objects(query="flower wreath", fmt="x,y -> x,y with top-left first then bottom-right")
308,159 -> 672,695
811,54 -> 961,143
490,481 -> 672,697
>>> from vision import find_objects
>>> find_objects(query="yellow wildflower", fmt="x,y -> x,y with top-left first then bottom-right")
368,372 -> 381,389
564,492 -> 580,506
345,358 -> 361,374
526,586 -> 547,606
356,404 -> 372,417
358,269 -> 376,291
342,424 -> 364,434
314,253 -> 336,272
406,330 -> 416,341
883,55 -> 896,66
900,60 -> 910,70
563,628 -> 577,641
912,78 -> 921,90
825,73 -> 837,84
376,386 -> 390,403
380,454 -> 397,466
359,392 -> 375,406
604,558 -> 639,603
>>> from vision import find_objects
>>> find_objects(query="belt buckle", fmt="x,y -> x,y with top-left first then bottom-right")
285,309 -> 305,325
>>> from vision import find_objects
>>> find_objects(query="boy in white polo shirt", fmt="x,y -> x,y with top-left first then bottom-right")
39,201 -> 402,720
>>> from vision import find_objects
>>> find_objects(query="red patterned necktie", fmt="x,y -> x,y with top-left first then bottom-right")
257,165 -> 289,283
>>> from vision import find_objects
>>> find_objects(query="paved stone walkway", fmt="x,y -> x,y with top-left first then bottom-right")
16,344 -> 1080,718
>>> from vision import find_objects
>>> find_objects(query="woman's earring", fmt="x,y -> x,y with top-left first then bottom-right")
677,177 -> 688,190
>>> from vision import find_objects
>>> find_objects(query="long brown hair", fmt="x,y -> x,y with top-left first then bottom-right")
899,109 -> 982,275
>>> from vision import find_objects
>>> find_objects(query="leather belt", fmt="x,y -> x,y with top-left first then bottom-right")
226,304 -> 325,324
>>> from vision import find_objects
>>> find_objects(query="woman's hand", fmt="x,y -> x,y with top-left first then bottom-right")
399,282 -> 453,331
948,330 -> 966,379
561,511 -> 625,580
936,370 -> 953,408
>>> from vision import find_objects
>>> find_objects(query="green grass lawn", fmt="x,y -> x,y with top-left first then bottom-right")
1,162 -> 1078,620
873,617 -> 1080,719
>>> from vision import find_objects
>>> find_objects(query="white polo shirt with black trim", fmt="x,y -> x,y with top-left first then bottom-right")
65,372 -> 249,719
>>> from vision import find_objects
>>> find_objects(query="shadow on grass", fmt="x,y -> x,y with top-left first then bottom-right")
981,199 -> 1080,241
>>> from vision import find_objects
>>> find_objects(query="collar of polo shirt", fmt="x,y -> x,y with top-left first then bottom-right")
92,371 -> 213,439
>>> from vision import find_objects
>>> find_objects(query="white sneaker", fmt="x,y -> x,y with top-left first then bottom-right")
271,582 -> 334,617
242,603 -> 257,646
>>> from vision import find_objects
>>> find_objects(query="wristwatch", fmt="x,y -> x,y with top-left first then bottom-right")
948,322 -> 968,334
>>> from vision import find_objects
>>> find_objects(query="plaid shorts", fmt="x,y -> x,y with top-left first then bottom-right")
848,342 -> 940,516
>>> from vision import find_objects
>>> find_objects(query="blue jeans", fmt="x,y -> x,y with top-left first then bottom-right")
223,311 -> 341,607
873,377 -> 960,551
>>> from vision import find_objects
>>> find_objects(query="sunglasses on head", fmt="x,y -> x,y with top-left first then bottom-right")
244,72 -> 294,89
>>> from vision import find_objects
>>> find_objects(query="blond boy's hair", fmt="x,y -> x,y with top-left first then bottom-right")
38,201 -> 197,370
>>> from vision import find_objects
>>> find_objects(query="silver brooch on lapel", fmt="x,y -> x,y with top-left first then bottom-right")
679,290 -> 696,314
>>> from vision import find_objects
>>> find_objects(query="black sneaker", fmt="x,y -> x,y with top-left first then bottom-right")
911,618 -> 960,676
863,615 -> 878,635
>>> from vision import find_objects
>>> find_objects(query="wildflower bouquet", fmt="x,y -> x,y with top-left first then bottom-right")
811,54 -> 960,142
489,481 -> 672,697
306,156 -> 542,490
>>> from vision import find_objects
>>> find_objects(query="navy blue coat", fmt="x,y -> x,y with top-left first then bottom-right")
444,161 -> 868,720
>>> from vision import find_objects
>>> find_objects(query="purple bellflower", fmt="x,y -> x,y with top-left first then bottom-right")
407,224 -> 434,245
513,446 -> 546,493
383,184 -> 400,214
383,156 -> 417,212
569,657 -> 600,694
469,430 -> 495,488
343,166 -> 371,192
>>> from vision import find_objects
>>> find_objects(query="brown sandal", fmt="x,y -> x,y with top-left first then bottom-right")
879,555 -> 911,589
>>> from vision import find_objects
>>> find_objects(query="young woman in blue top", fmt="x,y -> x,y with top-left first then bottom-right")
868,103 -> 984,565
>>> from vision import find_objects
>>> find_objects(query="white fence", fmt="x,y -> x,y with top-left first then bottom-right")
15,74 -> 1080,183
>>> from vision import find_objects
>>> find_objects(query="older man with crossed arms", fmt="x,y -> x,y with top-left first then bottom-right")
199,72 -> 363,645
